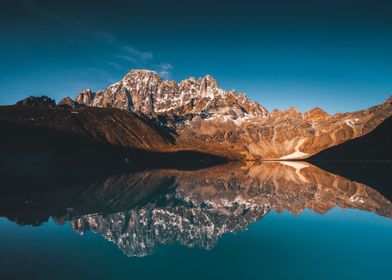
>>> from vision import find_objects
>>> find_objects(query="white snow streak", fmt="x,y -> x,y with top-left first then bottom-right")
279,138 -> 308,160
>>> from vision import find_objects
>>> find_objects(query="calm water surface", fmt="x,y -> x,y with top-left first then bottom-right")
0,161 -> 391,280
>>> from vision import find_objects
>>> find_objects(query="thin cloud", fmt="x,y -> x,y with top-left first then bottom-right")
155,63 -> 173,79
112,46 -> 154,68
22,0 -> 173,82
123,46 -> 153,61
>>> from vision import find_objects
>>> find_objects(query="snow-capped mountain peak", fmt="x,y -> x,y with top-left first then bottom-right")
75,70 -> 268,118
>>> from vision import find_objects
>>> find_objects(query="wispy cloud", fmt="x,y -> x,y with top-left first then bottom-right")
22,0 -> 173,80
123,46 -> 153,61
86,31 -> 173,79
112,46 -> 154,68
105,43 -> 173,78
155,63 -> 173,79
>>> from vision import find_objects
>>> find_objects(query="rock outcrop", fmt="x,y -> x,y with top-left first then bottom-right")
58,96 -> 83,109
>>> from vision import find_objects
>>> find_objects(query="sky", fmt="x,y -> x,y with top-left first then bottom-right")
1,0 -> 391,113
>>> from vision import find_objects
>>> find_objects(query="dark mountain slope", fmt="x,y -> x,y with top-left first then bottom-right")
0,104 -> 226,177
310,117 -> 391,160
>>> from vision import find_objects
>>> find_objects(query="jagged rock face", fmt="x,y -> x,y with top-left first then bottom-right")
58,97 -> 83,109
75,89 -> 95,105
303,107 -> 330,120
76,70 -> 268,118
15,96 -> 57,109
72,70 -> 392,160
66,162 -> 392,257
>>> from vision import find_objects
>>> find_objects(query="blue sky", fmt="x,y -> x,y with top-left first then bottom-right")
1,0 -> 391,113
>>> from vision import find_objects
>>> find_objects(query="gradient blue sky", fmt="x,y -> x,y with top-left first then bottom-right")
1,0 -> 391,113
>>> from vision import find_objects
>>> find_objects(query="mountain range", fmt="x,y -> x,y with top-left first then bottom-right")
1,69 -> 391,162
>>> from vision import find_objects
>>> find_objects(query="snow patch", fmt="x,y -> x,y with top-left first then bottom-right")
279,151 -> 308,160
344,118 -> 360,129
279,139 -> 308,160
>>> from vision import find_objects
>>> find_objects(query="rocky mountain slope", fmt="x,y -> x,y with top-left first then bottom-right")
73,70 -> 392,160
311,116 -> 391,160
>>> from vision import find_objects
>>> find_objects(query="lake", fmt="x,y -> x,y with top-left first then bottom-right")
0,161 -> 391,280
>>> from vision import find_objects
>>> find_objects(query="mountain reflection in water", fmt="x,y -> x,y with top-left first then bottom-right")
1,161 -> 391,257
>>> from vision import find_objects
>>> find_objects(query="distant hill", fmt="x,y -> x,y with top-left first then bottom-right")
0,103 -> 225,178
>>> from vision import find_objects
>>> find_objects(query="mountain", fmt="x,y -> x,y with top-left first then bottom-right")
2,69 -> 391,160
74,70 -> 392,160
75,70 -> 268,118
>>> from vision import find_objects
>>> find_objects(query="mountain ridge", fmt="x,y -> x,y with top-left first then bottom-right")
71,70 -> 392,160
3,69 -> 392,160
75,69 -> 269,119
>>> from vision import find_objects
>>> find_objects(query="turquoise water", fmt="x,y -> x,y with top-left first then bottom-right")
0,209 -> 391,280
0,162 -> 391,279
